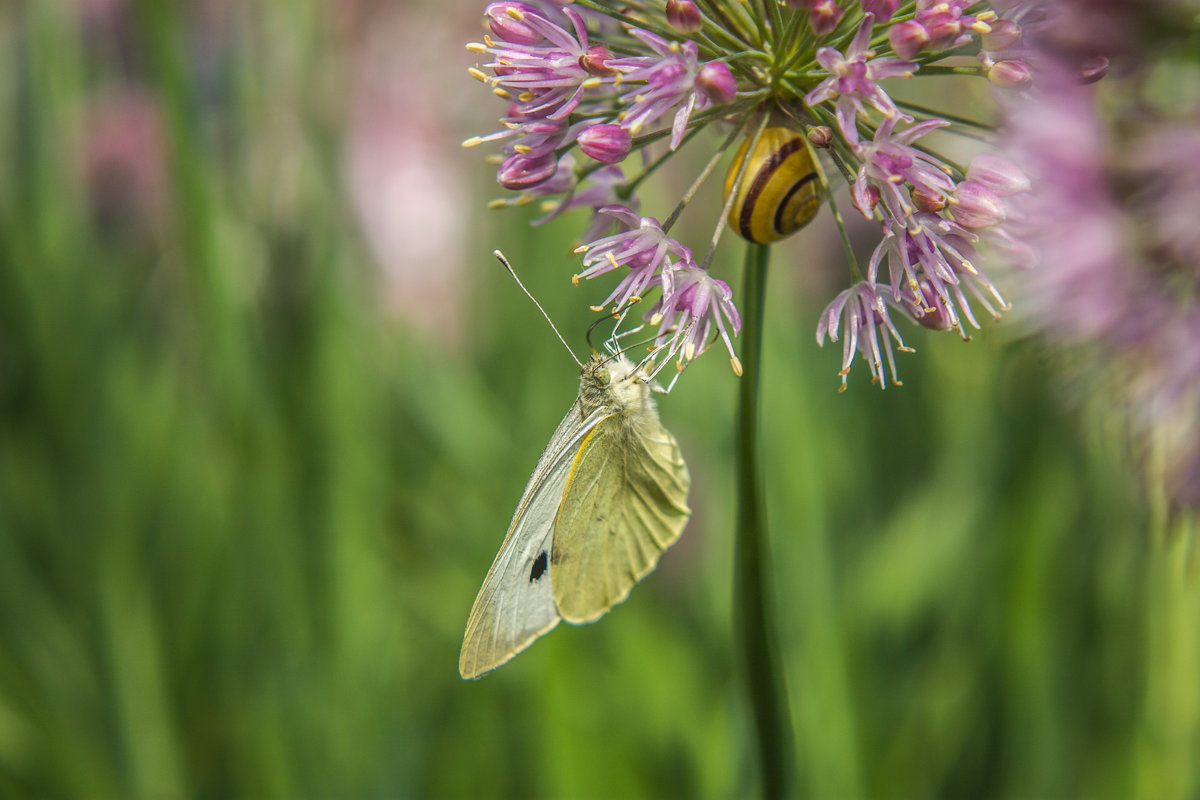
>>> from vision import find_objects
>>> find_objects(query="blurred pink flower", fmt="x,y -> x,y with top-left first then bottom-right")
344,2 -> 477,336
81,89 -> 167,237
1001,0 -> 1200,509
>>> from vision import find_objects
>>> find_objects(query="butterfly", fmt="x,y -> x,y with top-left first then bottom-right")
459,282 -> 692,679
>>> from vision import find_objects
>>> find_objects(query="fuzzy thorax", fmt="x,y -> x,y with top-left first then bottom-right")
578,354 -> 656,419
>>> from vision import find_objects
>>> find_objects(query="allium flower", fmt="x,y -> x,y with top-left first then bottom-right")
469,5 -> 610,121
572,206 -> 692,311
803,14 -> 917,146
649,265 -> 743,375
816,282 -> 910,391
465,0 -> 1031,386
609,29 -> 727,150
868,213 -> 1009,336
852,117 -> 960,217
999,0 -> 1200,510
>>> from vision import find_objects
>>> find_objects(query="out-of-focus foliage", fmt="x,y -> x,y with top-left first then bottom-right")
0,2 -> 1195,799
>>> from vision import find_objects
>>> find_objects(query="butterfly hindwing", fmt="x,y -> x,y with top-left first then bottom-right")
551,410 -> 691,624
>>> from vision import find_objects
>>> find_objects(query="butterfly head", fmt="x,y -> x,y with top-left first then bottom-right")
579,354 -> 651,415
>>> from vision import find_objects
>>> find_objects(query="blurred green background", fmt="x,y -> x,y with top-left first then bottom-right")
2,2 -> 1196,798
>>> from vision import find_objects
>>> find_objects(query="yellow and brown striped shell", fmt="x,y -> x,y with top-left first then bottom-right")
723,127 -> 823,244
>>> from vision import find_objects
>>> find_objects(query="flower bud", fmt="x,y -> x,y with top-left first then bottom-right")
851,179 -> 880,218
967,154 -> 1029,196
980,18 -> 1020,51
1079,56 -> 1109,84
889,20 -> 929,59
912,186 -> 946,213
950,179 -> 1005,228
922,11 -> 961,50
677,274 -> 732,317
577,123 -> 632,164
666,0 -> 703,33
579,44 -> 615,77
807,0 -> 845,36
497,152 -> 558,189
485,2 -> 544,46
860,0 -> 899,23
808,125 -> 833,148
903,280 -> 954,331
696,61 -> 737,105
987,59 -> 1033,88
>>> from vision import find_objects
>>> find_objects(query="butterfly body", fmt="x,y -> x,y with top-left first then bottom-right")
459,354 -> 691,679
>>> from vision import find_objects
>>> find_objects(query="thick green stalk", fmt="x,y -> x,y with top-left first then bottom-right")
736,242 -> 793,799
1134,510 -> 1200,798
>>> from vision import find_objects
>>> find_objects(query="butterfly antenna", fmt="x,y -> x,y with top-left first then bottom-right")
585,309 -> 615,355
495,250 -> 582,368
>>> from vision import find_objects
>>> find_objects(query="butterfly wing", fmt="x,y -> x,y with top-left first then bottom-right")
551,411 -> 691,624
459,400 -> 609,679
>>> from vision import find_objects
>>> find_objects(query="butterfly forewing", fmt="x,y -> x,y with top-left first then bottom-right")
459,400 -> 607,679
551,410 -> 691,624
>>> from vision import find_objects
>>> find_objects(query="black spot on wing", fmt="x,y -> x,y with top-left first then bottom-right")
529,550 -> 549,582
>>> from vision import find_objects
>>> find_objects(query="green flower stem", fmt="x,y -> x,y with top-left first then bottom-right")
1135,499 -> 1200,798
736,241 -> 793,800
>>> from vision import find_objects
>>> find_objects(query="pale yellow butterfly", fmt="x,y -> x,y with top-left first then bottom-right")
458,253 -> 691,680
